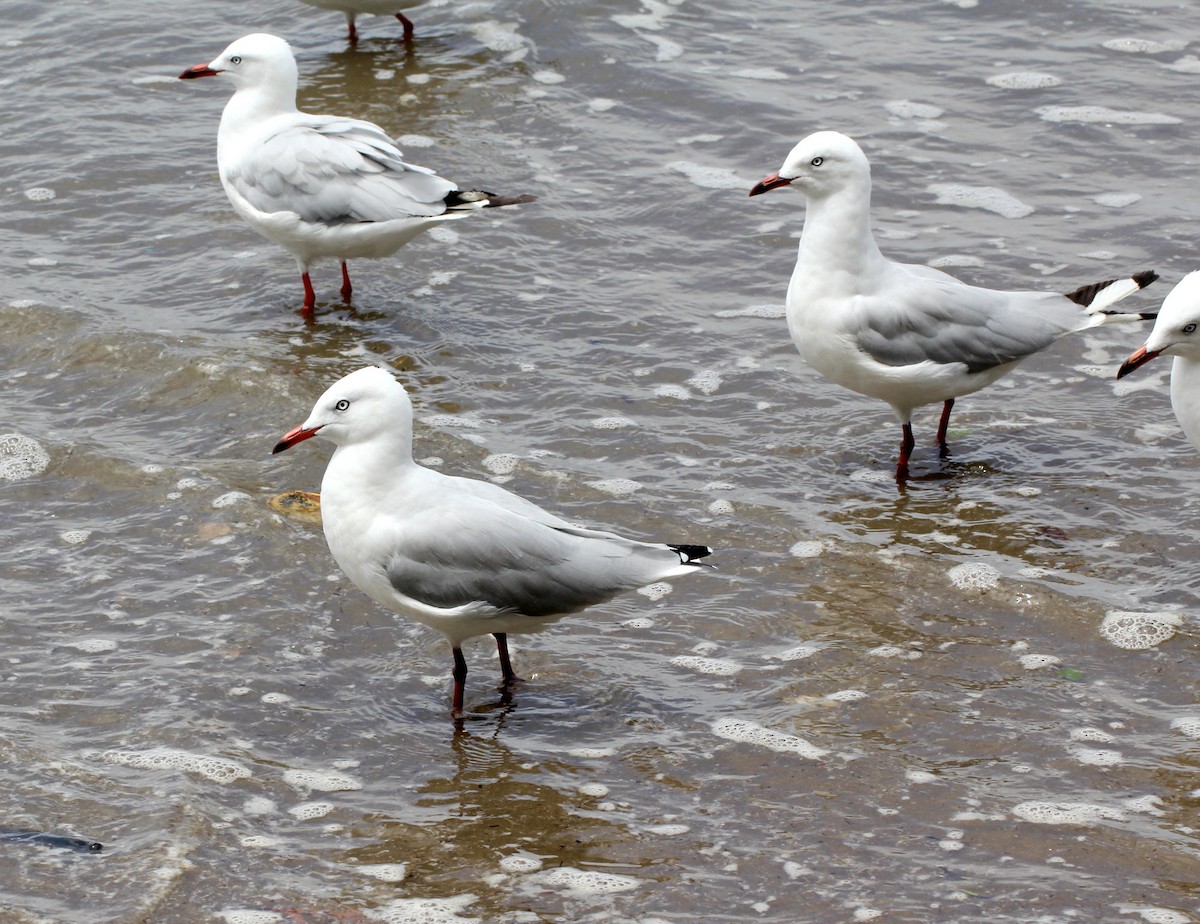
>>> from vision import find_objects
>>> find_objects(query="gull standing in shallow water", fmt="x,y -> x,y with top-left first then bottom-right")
1117,271 -> 1200,451
179,33 -> 533,316
749,130 -> 1158,481
272,366 -> 713,716
294,0 -> 424,44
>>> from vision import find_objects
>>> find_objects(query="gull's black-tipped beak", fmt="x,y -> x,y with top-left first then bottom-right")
749,172 -> 792,197
179,63 -> 219,80
1117,344 -> 1161,379
273,424 -> 322,454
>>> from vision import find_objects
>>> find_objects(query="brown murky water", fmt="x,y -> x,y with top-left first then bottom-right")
2,0 -> 1199,921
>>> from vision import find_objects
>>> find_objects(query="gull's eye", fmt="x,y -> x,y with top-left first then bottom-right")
1185,323 -> 1198,334
334,399 -> 350,411
230,55 -> 242,65
810,156 -> 824,167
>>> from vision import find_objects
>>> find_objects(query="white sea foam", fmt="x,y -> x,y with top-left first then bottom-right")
928,184 -> 1033,219
789,540 -> 826,559
530,867 -> 639,896
1093,192 -> 1142,208
365,894 -> 481,924
1018,654 -> 1061,670
1011,801 -> 1126,825
948,562 -> 1000,590
221,912 -> 283,924
1119,907 -> 1191,924
499,855 -> 541,874
1100,611 -> 1181,650
1102,37 -> 1187,54
282,769 -> 363,792
1169,717 -> 1200,739
25,187 -> 55,201
586,478 -> 642,496
467,21 -> 529,59
212,491 -> 251,509
0,433 -> 50,481
670,655 -> 742,676
357,863 -> 408,882
1070,747 -> 1123,767
288,801 -> 334,820
666,161 -> 747,190
591,416 -> 637,430
986,71 -> 1061,89
778,643 -> 823,661
98,747 -> 251,784
826,689 -> 867,702
884,100 -> 944,119
687,369 -> 722,394
714,304 -> 786,319
60,529 -> 91,544
65,638 -> 117,653
1036,105 -> 1180,125
482,453 -> 519,475
1069,727 -> 1115,743
637,581 -> 672,600
712,718 -> 828,759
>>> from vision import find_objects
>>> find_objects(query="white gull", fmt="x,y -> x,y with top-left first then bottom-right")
180,33 -> 533,316
272,366 -> 713,716
749,130 -> 1157,480
294,0 -> 424,44
1117,271 -> 1200,451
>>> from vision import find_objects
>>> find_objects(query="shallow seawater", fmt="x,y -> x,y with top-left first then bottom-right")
2,0 -> 1200,921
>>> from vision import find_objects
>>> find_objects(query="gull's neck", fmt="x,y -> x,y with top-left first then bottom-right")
796,178 -> 887,284
217,73 -> 299,154
320,431 -> 417,511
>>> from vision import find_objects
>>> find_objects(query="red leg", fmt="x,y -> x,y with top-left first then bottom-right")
340,261 -> 352,303
896,422 -> 914,482
347,20 -> 359,44
301,271 -> 316,316
451,645 -> 467,717
935,398 -> 955,452
395,12 -> 415,42
494,633 -> 523,687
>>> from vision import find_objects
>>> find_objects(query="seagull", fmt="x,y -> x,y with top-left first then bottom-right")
749,130 -> 1158,480
294,0 -> 424,44
179,33 -> 533,316
272,366 -> 713,716
1117,271 -> 1200,451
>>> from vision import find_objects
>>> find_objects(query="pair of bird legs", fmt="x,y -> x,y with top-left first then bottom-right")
347,13 -> 415,44
450,632 -> 522,717
896,398 -> 955,482
300,263 -> 354,317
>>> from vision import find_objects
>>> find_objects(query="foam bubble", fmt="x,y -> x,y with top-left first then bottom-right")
687,370 -> 722,395
499,855 -> 541,874
567,747 -> 616,759
98,747 -> 251,784
1036,105 -> 1180,125
778,643 -> 823,661
579,782 -> 609,798
467,21 -> 528,58
0,433 -> 50,481
1070,747 -> 1123,767
1018,654 -> 1061,670
531,867 -> 638,897
1093,192 -> 1142,208
282,769 -> 362,792
712,718 -> 828,759
1011,801 -> 1125,825
826,689 -> 867,702
906,769 -> 939,784
365,894 -> 481,924
637,582 -> 672,600
1165,55 -> 1200,73
928,184 -> 1034,219
212,491 -> 251,509
789,540 -> 825,558
357,863 -> 408,882
670,655 -> 742,676
867,645 -> 921,660
288,801 -> 335,820
714,304 -> 786,319
1102,37 -> 1187,54
220,912 -> 283,924
261,692 -> 292,705
646,823 -> 689,836
532,70 -> 565,84
482,453 -> 520,475
885,100 -> 944,119
707,499 -> 734,515
1169,717 -> 1200,739
666,161 -> 747,190
1069,728 -> 1115,743
654,384 -> 691,400
948,562 -> 1000,590
592,416 -> 637,430
586,478 -> 642,496
1121,908 -> 1191,924
243,797 -> 276,816
729,67 -> 788,81
1100,611 -> 1182,650
986,71 -> 1062,89
60,529 -> 91,544
65,638 -> 117,653
25,187 -> 55,201
588,98 -> 617,112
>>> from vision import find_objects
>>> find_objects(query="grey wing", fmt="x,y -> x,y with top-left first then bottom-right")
383,503 -> 674,618
228,116 -> 457,223
854,266 -> 1088,373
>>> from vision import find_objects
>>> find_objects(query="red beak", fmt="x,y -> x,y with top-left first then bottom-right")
749,172 -> 793,197
272,424 -> 322,454
1116,344 -> 1162,379
179,64 -> 219,80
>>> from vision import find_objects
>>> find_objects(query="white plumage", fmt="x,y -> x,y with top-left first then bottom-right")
749,130 -> 1157,480
180,33 -> 532,315
272,366 -> 713,715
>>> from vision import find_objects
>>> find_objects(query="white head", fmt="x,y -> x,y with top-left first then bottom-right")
749,130 -> 872,200
273,366 -> 414,455
179,33 -> 298,96
1118,271 -> 1200,378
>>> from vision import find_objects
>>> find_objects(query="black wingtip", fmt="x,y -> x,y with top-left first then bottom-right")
1133,270 -> 1160,289
670,543 -> 713,564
